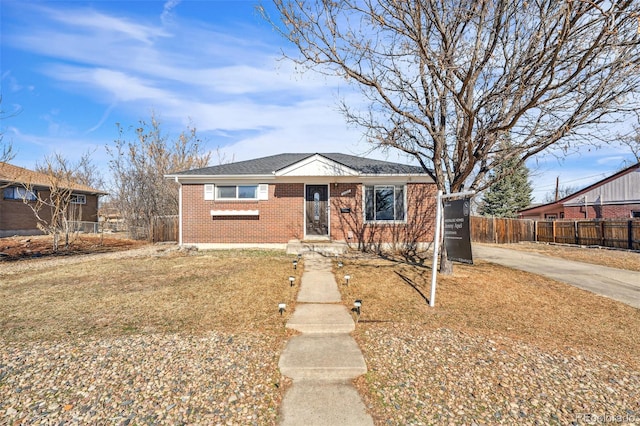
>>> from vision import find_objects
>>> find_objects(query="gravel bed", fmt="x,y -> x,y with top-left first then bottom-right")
355,325 -> 640,425
1,332 -> 285,425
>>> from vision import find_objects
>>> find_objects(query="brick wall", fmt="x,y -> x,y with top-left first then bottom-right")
182,183 -> 304,244
564,203 -> 640,219
0,189 -> 100,236
182,182 -> 436,245
330,182 -> 436,248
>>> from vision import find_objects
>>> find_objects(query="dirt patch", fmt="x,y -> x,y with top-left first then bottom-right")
0,234 -> 146,261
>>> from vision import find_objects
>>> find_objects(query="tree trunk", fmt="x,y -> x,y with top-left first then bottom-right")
436,205 -> 454,274
438,242 -> 453,275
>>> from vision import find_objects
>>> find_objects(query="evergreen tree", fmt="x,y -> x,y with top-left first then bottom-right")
481,156 -> 533,218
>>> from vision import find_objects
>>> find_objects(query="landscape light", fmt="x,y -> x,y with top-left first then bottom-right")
278,303 -> 286,315
338,261 -> 343,268
293,260 -> 298,270
344,274 -> 351,285
289,276 -> 295,286
353,299 -> 362,316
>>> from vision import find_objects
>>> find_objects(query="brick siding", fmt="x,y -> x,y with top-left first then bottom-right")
182,183 -> 304,244
182,182 -> 436,245
0,190 -> 100,236
564,203 -> 640,219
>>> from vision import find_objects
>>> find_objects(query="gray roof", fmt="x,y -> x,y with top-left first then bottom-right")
172,153 -> 428,176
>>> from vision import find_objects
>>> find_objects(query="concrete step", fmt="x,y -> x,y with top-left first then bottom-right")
287,240 -> 348,256
279,380 -> 374,426
286,304 -> 355,334
279,334 -> 367,381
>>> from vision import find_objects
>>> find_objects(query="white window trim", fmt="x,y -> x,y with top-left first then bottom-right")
203,183 -> 268,201
204,184 -> 214,201
70,193 -> 87,204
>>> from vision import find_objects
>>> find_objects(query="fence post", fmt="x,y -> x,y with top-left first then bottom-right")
493,216 -> 497,243
629,220 -> 633,250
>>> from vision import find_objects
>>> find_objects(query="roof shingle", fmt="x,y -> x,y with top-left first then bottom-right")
172,153 -> 428,176
0,162 -> 106,194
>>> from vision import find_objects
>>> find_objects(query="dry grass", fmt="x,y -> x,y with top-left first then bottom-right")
0,250 -> 301,342
336,254 -> 640,369
2,238 -> 638,369
497,241 -> 640,271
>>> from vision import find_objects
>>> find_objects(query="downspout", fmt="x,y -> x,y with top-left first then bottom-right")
175,177 -> 183,246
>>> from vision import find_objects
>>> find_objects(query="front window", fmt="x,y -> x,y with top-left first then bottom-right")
365,185 -> 405,222
216,185 -> 258,200
3,186 -> 37,201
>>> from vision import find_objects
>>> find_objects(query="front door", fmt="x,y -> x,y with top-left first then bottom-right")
305,185 -> 329,238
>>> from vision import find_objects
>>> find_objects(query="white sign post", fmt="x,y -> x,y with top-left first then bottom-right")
430,190 -> 475,307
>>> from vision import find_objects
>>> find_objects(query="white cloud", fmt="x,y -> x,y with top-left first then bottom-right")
161,0 -> 182,25
42,5 -> 168,44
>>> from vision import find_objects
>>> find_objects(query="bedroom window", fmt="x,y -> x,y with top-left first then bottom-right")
364,185 -> 405,222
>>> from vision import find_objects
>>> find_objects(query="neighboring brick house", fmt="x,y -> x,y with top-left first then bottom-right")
0,162 -> 106,237
518,162 -> 640,220
166,153 -> 437,250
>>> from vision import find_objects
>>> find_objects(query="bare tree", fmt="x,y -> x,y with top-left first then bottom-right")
107,113 -> 211,240
0,95 -> 16,164
543,184 -> 581,203
264,0 -> 640,272
618,113 -> 640,163
21,153 -> 96,251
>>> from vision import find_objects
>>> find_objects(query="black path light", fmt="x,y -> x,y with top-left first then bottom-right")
353,299 -> 362,324
344,274 -> 351,285
337,260 -> 343,268
293,259 -> 298,270
278,303 -> 286,315
289,276 -> 295,286
353,299 -> 362,315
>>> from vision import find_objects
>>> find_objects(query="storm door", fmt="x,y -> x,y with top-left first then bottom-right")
305,185 -> 329,237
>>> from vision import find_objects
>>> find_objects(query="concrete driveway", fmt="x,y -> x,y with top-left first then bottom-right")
472,244 -> 640,309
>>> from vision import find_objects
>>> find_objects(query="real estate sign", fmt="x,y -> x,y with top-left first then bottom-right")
443,198 -> 473,264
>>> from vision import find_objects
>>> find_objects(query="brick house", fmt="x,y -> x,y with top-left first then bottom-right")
518,162 -> 640,220
0,162 -> 106,237
166,153 -> 437,250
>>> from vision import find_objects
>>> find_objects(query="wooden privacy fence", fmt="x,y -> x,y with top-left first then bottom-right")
471,216 -> 535,244
536,219 -> 640,250
471,216 -> 640,250
151,215 -> 179,243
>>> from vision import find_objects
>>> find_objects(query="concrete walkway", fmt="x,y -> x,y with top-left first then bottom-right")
473,244 -> 640,309
278,252 -> 374,426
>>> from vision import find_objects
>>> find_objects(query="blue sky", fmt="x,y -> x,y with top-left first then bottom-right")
1,0 -> 637,202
